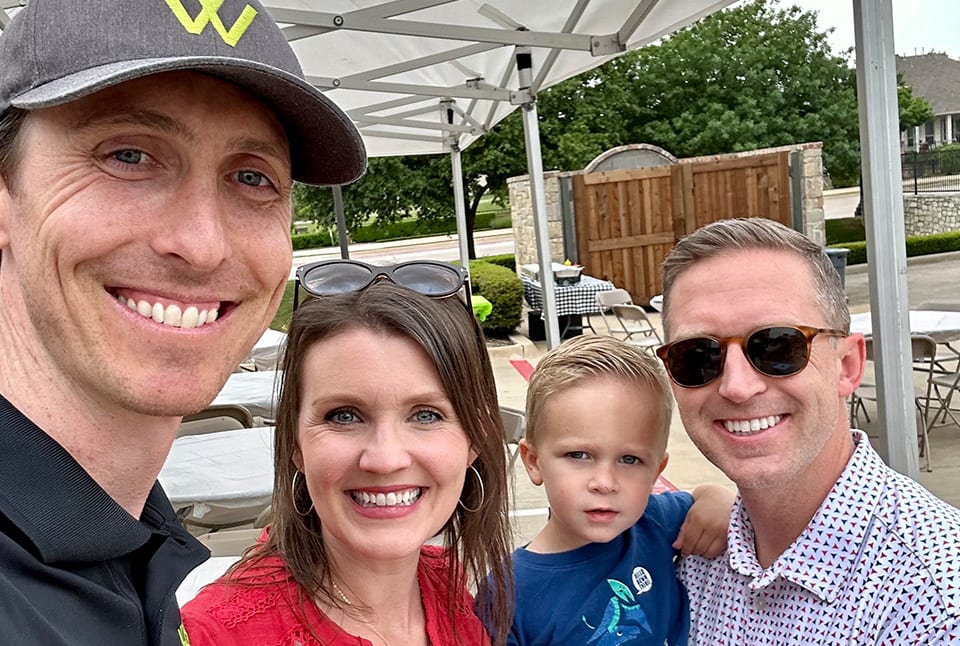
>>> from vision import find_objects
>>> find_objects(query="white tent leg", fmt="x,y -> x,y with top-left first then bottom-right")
450,147 -> 471,271
332,185 -> 350,260
854,0 -> 919,477
517,48 -> 561,349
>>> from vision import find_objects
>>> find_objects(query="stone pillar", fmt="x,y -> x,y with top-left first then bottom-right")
947,116 -> 953,146
508,170 -> 566,272
800,145 -> 826,245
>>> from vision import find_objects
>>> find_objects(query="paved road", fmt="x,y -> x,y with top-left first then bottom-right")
288,230 -> 514,279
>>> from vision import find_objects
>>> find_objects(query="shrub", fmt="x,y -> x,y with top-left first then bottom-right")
469,260 -> 523,336
292,231 -> 334,251
829,230 -> 960,266
476,253 -> 517,272
825,217 -> 866,245
831,241 -> 866,265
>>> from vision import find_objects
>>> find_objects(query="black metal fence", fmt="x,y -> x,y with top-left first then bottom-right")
901,148 -> 960,193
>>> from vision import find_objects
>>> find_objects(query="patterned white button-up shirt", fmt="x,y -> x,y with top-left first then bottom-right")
680,430 -> 960,645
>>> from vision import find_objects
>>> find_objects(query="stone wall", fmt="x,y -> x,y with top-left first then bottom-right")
508,142 -> 826,270
903,194 -> 960,236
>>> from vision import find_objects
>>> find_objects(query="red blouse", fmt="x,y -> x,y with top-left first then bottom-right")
181,544 -> 490,646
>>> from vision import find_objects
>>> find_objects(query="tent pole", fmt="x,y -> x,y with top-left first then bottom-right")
332,184 -> 350,260
517,47 -> 561,349
853,0 -> 919,477
450,146 -> 472,271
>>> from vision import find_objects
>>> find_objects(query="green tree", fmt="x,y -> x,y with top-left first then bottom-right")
567,0 -> 861,185
897,75 -> 934,131
293,0 -> 932,250
293,117 -> 530,258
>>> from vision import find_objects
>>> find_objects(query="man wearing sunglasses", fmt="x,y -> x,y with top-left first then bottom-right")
657,218 -> 960,643
0,0 -> 365,644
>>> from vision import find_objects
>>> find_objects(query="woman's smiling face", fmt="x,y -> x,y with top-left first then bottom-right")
294,326 -> 475,564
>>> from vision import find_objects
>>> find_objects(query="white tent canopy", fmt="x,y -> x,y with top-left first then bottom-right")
0,1 -> 921,476
271,0 -> 736,157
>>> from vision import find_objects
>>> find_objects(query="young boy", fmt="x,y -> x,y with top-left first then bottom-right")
506,335 -> 732,645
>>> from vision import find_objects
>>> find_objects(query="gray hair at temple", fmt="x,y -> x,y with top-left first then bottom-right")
660,218 -> 850,338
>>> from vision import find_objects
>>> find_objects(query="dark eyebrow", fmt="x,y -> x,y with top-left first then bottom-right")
72,110 -> 193,141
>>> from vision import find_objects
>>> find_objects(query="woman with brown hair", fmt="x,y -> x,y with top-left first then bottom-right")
182,260 -> 513,645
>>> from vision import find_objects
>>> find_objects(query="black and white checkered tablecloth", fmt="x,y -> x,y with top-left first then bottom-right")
521,274 -> 616,317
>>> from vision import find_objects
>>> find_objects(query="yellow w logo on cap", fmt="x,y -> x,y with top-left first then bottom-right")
165,0 -> 257,47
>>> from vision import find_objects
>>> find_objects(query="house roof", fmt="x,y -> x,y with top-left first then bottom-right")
896,53 -> 960,115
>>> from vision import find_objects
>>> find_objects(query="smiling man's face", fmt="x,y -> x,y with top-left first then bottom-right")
0,71 -> 293,418
665,248 -> 862,495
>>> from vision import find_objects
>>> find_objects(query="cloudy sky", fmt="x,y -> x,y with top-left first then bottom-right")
787,0 -> 959,59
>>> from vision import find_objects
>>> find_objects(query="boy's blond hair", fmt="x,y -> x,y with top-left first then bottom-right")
525,335 -> 673,447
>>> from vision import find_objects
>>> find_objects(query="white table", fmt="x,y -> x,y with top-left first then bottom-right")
849,310 -> 960,344
211,370 -> 281,420
243,328 -> 286,371
159,426 -> 275,526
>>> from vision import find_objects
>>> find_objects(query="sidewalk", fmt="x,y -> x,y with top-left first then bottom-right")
493,255 -> 960,544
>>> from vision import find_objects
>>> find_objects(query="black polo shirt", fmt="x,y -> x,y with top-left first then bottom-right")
0,395 -> 209,645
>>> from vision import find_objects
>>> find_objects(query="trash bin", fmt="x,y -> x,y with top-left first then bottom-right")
825,247 -> 850,288
527,311 -> 583,341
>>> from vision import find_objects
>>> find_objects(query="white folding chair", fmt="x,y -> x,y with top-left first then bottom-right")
611,304 -> 662,354
595,289 -> 634,336
850,335 -> 938,471
178,404 -> 255,438
928,367 -> 960,440
916,301 -> 960,375
499,405 -> 526,469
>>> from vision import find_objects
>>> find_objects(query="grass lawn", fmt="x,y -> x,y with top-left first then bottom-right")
271,280 -> 296,332
825,217 -> 866,245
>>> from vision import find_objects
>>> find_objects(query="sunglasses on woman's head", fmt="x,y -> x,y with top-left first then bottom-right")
656,325 -> 848,388
293,259 -> 471,310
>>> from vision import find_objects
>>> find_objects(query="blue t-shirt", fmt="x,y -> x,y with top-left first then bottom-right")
504,491 -> 693,646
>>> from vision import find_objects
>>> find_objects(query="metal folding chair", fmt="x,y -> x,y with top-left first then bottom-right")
611,304 -> 662,354
916,301 -> 960,375
499,405 -> 526,470
850,335 -> 938,471
178,404 -> 255,438
595,289 -> 635,337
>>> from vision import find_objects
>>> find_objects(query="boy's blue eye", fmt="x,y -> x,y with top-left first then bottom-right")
567,451 -> 588,460
621,455 -> 641,465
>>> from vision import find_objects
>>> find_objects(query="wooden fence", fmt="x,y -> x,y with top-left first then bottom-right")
572,150 -> 792,304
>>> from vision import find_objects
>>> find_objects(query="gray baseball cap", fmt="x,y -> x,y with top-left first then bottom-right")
0,0 -> 366,186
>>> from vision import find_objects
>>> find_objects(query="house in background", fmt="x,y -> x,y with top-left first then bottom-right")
897,53 -> 960,152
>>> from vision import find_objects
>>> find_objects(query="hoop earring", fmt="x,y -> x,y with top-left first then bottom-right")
292,471 -> 315,516
458,465 -> 486,513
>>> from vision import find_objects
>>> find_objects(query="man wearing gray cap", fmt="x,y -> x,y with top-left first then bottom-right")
0,0 -> 365,643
